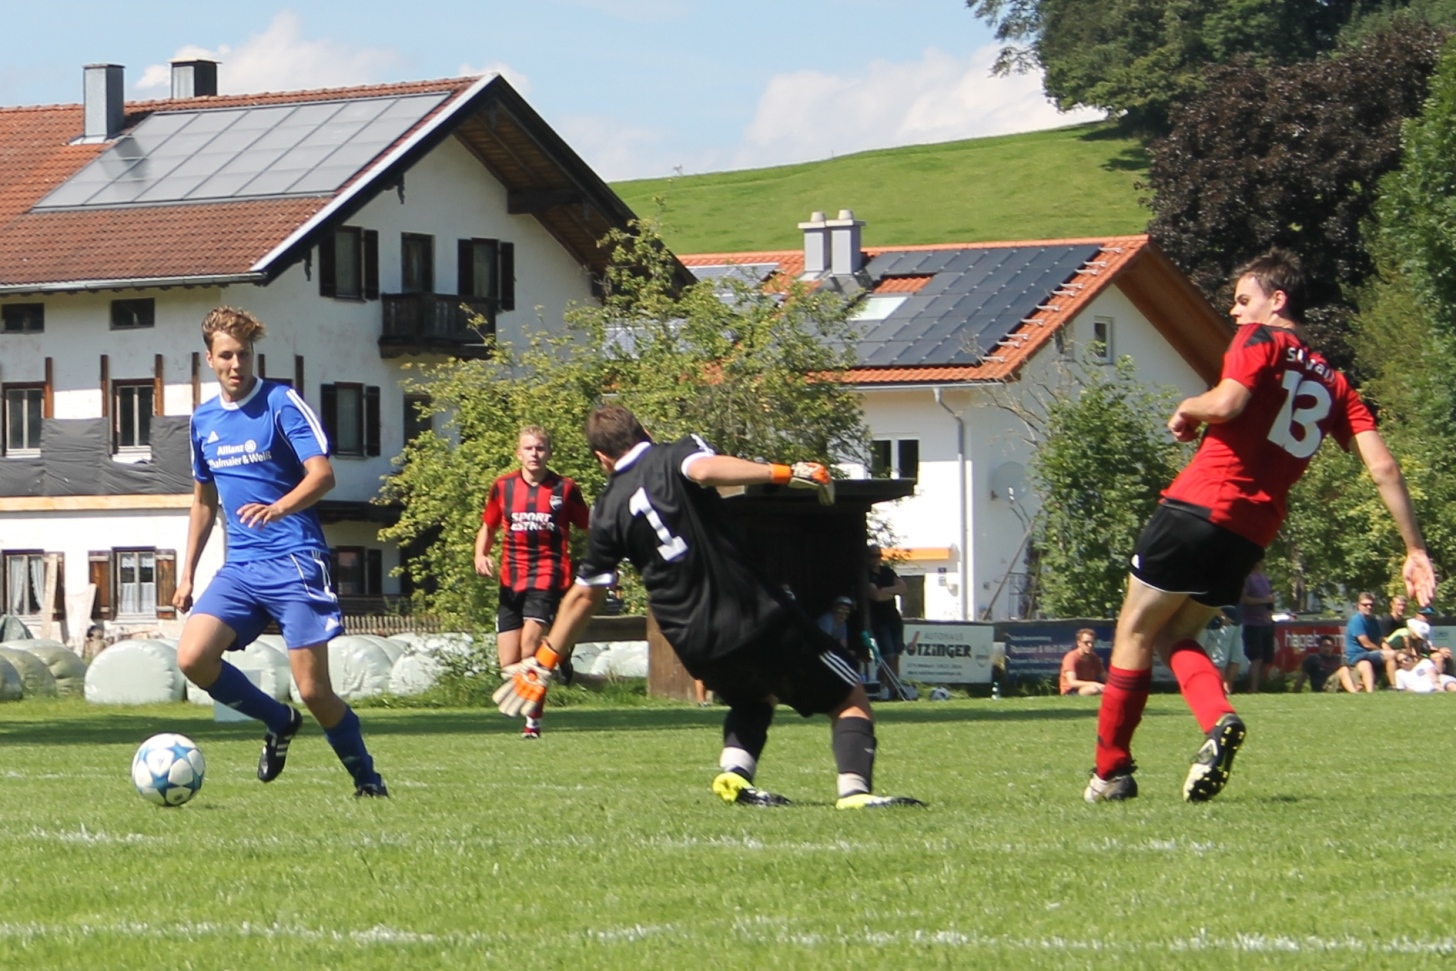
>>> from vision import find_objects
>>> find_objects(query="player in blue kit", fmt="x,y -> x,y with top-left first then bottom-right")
173,306 -> 386,798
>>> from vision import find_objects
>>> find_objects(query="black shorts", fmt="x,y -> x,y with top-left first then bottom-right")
496,587 -> 563,634
694,609 -> 862,718
1130,502 -> 1264,608
1243,624 -> 1276,663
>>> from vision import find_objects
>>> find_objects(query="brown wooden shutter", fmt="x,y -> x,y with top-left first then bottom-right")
88,551 -> 112,620
294,355 -> 305,398
364,386 -> 381,457
318,233 -> 337,297
499,242 -> 515,311
153,354 -> 164,416
457,239 -> 474,297
363,230 -> 380,300
154,550 -> 176,619
320,384 -> 338,449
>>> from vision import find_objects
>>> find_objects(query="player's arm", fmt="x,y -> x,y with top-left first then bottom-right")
1167,378 -> 1253,442
474,522 -> 499,577
1060,652 -> 1085,689
174,480 -> 219,613
236,456 -> 335,528
1354,429 -> 1437,606
684,454 -> 833,504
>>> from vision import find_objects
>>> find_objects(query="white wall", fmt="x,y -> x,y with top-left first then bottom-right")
857,285 -> 1213,621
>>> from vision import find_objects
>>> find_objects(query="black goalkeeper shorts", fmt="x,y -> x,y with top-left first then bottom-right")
696,609 -> 862,718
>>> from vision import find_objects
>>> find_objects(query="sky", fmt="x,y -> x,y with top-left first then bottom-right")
6,1 -> 1101,182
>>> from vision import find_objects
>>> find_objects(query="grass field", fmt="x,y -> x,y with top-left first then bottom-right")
610,122 -> 1151,255
2,691 -> 1452,970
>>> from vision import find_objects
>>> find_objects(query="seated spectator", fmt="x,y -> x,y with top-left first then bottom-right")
1060,628 -> 1107,696
1386,616 -> 1451,669
1394,649 -> 1456,693
817,595 -> 854,649
1379,594 -> 1410,640
1293,634 -> 1347,693
1345,592 -> 1397,692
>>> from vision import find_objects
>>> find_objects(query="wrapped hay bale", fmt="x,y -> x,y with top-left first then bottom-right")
15,644 -> 87,697
0,646 -> 57,698
289,635 -> 391,702
84,639 -> 185,704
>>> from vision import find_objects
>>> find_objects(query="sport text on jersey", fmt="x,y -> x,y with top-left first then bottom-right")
207,439 -> 273,469
1282,344 -> 1335,384
509,511 -> 561,532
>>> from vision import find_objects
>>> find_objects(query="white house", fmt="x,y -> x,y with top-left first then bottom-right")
0,62 -> 647,640
682,212 -> 1229,621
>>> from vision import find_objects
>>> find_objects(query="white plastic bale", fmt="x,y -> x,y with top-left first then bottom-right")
388,652 -> 446,695
14,644 -> 87,697
385,632 -> 425,652
84,639 -> 186,705
356,634 -> 404,665
251,634 -> 288,653
0,656 -> 21,701
0,647 -> 57,698
183,640 -> 294,706
584,641 -> 648,678
289,635 -> 391,703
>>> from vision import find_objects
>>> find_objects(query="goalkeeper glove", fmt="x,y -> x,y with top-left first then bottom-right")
770,461 -> 835,505
493,641 -> 562,717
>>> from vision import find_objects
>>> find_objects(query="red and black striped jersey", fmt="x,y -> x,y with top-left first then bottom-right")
482,470 -> 590,592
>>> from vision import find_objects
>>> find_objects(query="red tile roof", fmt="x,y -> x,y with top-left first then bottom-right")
0,78 -> 475,290
682,235 -> 1229,386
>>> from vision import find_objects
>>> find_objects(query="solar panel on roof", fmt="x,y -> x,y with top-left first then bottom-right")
34,92 -> 449,210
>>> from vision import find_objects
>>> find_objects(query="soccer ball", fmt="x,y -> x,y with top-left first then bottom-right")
928,686 -> 953,702
132,733 -> 206,806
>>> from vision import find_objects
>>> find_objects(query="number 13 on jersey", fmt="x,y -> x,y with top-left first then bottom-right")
629,487 -> 688,561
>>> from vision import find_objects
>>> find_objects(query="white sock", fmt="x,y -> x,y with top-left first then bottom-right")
719,746 -> 757,781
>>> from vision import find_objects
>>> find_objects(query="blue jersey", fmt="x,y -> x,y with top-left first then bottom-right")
190,379 -> 330,563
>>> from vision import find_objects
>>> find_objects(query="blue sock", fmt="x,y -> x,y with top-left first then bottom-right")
206,662 -> 292,734
323,707 -> 381,787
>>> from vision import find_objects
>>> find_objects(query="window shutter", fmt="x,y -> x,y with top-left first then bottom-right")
318,233 -> 337,298
364,386 -> 381,457
320,384 -> 338,448
363,230 -> 380,300
88,551 -> 111,620
366,549 -> 383,597
499,242 -> 515,311
154,550 -> 177,619
457,239 -> 474,297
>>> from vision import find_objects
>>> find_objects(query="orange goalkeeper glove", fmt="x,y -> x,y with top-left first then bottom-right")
770,461 -> 835,505
493,641 -> 561,717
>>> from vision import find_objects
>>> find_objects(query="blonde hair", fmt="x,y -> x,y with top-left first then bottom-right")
201,306 -> 266,350
519,425 -> 552,450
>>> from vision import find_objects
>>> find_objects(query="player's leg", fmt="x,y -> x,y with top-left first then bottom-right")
517,590 -> 563,736
288,643 -> 385,796
709,695 -> 791,807
177,566 -> 298,745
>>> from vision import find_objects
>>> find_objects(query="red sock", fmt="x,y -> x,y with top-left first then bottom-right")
1169,639 -> 1235,733
1095,666 -> 1151,779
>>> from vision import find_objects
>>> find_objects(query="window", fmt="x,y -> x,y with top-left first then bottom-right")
331,546 -> 383,597
318,226 -> 379,300
3,551 -> 45,616
870,438 -> 919,479
3,384 -> 44,456
116,549 -> 156,616
320,382 -> 380,457
457,238 -> 515,310
401,233 -> 435,293
1053,326 -> 1072,359
1,303 -> 43,334
403,392 -> 432,445
91,548 -> 175,619
1092,316 -> 1114,362
111,299 -> 155,330
113,380 -> 154,449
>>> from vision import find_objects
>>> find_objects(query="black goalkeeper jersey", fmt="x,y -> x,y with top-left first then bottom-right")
576,435 -> 787,668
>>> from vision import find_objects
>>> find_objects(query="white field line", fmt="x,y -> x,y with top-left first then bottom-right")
0,919 -> 1452,956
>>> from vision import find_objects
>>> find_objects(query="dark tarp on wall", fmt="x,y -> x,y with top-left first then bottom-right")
0,417 -> 192,498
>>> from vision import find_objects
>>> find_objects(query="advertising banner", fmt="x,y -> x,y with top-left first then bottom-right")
900,623 -> 996,684
1271,623 -> 1343,675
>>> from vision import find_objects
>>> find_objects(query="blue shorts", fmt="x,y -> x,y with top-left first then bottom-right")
1347,648 -> 1387,668
192,551 -> 344,650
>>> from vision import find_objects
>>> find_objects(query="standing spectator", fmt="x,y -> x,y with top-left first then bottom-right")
865,546 -> 908,682
817,596 -> 854,648
1379,594 -> 1409,640
1240,559 -> 1276,692
1060,629 -> 1107,696
1199,605 -> 1242,694
474,426 -> 590,739
1345,593 -> 1397,693
1292,634 -> 1347,693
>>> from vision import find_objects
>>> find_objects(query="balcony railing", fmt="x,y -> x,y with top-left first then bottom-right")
379,292 -> 495,358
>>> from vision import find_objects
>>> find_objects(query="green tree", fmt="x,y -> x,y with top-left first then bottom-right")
379,221 -> 867,626
1018,357 -> 1185,618
967,0 -> 1360,135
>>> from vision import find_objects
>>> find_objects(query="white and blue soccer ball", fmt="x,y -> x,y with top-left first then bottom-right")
928,685 -> 953,702
132,733 -> 206,806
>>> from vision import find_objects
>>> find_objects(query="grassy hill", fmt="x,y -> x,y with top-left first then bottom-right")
610,122 -> 1151,255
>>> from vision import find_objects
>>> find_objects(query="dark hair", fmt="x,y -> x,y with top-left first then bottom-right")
1233,249 -> 1307,324
586,404 -> 649,459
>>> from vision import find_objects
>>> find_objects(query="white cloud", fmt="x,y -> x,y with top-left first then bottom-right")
457,61 -> 532,95
735,45 -> 1102,169
136,11 -> 403,94
554,114 -> 665,183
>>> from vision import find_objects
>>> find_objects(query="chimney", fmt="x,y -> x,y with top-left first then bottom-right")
827,208 -> 865,276
171,59 -> 219,98
82,63 -> 124,142
799,211 -> 829,276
